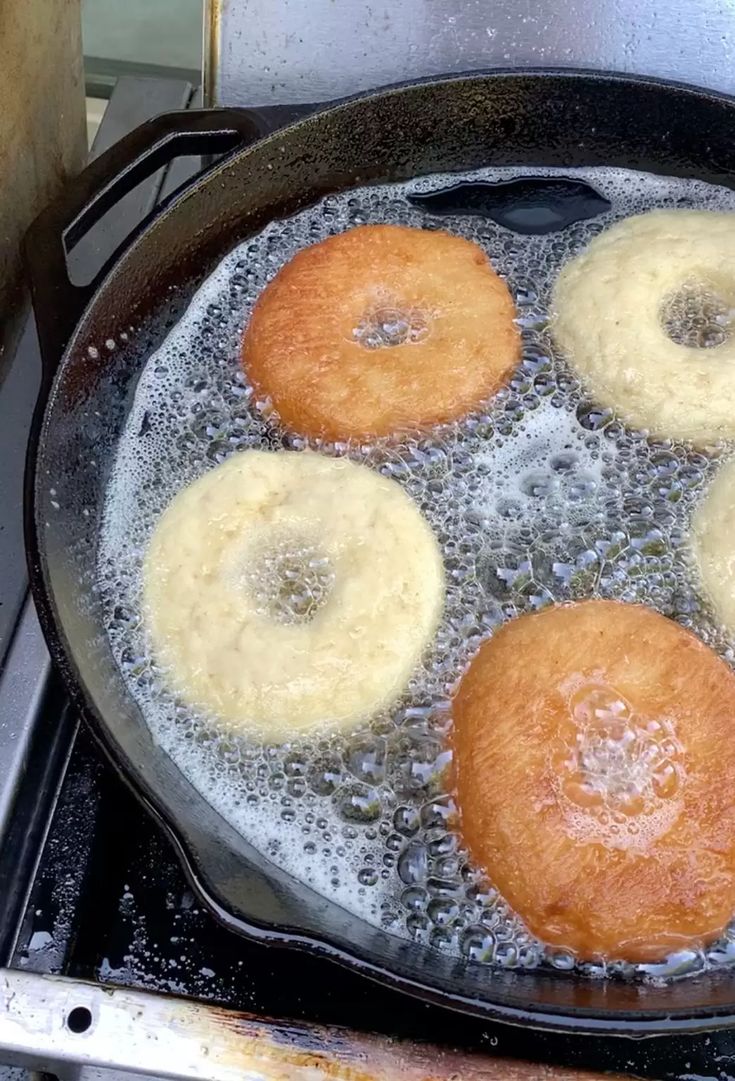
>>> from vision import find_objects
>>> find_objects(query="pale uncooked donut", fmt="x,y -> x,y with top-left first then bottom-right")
691,457 -> 735,634
552,210 -> 735,445
143,450 -> 444,740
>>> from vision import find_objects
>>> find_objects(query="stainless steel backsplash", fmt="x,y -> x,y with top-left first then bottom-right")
204,0 -> 735,106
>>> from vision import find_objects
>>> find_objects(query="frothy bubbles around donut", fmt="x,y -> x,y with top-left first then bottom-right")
97,163 -> 735,985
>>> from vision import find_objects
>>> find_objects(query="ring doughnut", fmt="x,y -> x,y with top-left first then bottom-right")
692,457 -> 735,634
143,450 -> 444,741
242,224 -> 520,441
452,599 -> 735,962
552,210 -> 735,445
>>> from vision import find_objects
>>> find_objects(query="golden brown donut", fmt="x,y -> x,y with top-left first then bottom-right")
242,224 -> 520,441
452,599 -> 735,962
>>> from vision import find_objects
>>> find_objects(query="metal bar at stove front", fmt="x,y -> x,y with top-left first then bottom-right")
0,968 -> 628,1081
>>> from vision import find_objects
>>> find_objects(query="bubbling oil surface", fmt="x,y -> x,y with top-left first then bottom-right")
98,166 -> 735,983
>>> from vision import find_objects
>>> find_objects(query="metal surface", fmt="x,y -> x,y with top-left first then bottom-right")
0,606 -> 51,843
0,0 -> 86,363
24,70 -> 735,1032
82,0 -> 201,99
0,320 -> 43,661
204,0 -> 735,106
0,968 -> 626,1081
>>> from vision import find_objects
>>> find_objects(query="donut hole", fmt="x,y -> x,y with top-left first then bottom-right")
660,281 -> 735,349
352,306 -> 429,350
559,683 -> 685,820
246,538 -> 335,625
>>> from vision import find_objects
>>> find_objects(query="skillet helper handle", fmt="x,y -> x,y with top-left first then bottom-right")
24,108 -> 263,375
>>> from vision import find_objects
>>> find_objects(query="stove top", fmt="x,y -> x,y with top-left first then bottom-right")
3,74 -> 735,1081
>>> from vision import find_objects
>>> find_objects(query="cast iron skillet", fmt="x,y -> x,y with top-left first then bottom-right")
23,70 -> 735,1035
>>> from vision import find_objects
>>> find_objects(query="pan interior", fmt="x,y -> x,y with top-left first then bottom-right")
95,162 -> 735,986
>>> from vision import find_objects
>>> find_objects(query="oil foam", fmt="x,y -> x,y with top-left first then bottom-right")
98,165 -> 735,982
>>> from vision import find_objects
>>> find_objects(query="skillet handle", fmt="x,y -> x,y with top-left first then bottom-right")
24,108 -> 264,375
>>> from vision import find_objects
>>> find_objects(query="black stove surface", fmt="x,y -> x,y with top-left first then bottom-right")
4,75 -> 735,1081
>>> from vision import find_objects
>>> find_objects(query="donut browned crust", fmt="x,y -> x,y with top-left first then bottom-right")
452,599 -> 735,962
243,224 -> 520,441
